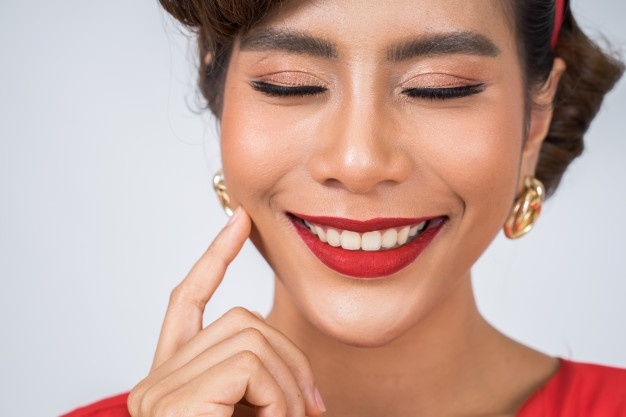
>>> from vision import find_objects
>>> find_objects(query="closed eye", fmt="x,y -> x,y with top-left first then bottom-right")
402,83 -> 485,100
251,81 -> 328,97
251,81 -> 484,99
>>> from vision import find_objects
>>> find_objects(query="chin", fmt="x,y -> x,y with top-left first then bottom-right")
303,295 -> 425,348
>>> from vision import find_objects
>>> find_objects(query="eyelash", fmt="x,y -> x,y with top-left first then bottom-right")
251,81 -> 485,100
251,81 -> 327,97
401,84 -> 485,100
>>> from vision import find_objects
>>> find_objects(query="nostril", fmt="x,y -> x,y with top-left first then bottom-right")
321,178 -> 345,189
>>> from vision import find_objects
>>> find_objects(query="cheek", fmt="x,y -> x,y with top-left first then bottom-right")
421,93 -> 526,216
220,88 -> 302,208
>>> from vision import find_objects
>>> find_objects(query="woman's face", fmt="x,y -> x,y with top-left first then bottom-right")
220,0 -> 549,346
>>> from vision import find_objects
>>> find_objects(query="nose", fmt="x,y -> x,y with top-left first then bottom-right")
307,95 -> 412,194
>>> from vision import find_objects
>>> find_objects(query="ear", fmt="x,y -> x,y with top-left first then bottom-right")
518,57 -> 566,187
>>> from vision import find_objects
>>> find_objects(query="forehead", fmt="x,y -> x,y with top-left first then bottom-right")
245,0 -> 514,54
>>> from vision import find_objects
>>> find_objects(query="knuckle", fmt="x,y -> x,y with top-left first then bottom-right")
126,389 -> 140,415
131,383 -> 186,417
127,380 -> 150,416
168,283 -> 204,311
239,326 -> 267,345
234,349 -> 263,371
168,284 -> 188,307
225,306 -> 254,321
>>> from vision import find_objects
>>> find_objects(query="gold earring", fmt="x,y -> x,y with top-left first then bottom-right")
213,169 -> 233,216
504,176 -> 546,239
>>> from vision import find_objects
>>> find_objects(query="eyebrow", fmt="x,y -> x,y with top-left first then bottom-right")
387,32 -> 500,61
238,29 -> 499,61
239,28 -> 338,59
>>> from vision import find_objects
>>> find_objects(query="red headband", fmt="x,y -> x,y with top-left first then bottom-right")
551,0 -> 566,49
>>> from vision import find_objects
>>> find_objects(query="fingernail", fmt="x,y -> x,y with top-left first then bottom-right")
314,387 -> 326,413
226,207 -> 241,226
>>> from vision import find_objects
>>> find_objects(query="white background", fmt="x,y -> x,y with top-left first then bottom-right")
1,1 -> 625,416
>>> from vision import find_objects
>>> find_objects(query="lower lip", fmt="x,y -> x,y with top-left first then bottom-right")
290,217 -> 445,279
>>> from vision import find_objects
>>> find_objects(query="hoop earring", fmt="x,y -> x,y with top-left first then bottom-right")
213,169 -> 233,217
504,176 -> 545,239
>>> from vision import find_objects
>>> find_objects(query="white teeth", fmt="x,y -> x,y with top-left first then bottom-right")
341,230 -> 361,250
361,231 -> 382,251
302,218 -> 433,251
381,228 -> 398,249
326,228 -> 341,247
314,225 -> 327,243
397,226 -> 410,245
409,221 -> 426,237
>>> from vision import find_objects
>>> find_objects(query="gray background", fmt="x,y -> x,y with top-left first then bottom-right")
1,0 -> 625,415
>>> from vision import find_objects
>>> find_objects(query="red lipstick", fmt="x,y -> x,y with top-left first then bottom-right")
289,214 -> 445,279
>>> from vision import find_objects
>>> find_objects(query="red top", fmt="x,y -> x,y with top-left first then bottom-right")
516,359 -> 626,416
61,360 -> 626,417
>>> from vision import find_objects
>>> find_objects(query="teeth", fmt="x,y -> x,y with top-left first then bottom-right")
381,228 -> 398,249
397,226 -> 410,245
409,221 -> 426,237
361,231 -> 382,251
314,225 -> 327,243
326,228 -> 341,247
302,219 -> 432,251
341,230 -> 361,250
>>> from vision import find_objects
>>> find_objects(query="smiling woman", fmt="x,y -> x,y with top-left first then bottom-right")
60,0 -> 625,416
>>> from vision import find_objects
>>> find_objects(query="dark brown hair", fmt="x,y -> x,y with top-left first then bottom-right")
511,0 -> 624,195
159,0 -> 623,196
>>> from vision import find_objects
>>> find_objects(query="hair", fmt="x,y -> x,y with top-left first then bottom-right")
159,0 -> 624,197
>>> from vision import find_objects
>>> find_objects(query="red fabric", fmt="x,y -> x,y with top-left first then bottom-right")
552,0 -> 566,48
61,392 -> 130,417
517,359 -> 626,416
61,360 -> 626,417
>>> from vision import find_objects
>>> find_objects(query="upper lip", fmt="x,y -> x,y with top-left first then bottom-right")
289,212 -> 441,233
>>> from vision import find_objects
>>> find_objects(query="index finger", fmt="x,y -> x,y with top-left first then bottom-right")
152,207 -> 251,368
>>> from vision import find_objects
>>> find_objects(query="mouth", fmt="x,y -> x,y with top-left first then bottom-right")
288,213 -> 447,279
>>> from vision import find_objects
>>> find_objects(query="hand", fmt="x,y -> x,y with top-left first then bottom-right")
128,208 -> 326,417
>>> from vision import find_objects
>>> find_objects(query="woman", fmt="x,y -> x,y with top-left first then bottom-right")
64,0 -> 625,416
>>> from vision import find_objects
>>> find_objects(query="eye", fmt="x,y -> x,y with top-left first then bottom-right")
401,83 -> 485,100
251,81 -> 328,97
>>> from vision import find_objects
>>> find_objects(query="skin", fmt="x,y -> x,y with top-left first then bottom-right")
129,1 -> 567,416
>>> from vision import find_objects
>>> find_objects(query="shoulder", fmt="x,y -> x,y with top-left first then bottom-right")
61,393 -> 130,417
517,359 -> 626,416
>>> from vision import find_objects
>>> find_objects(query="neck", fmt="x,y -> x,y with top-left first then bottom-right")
266,271 -> 555,417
